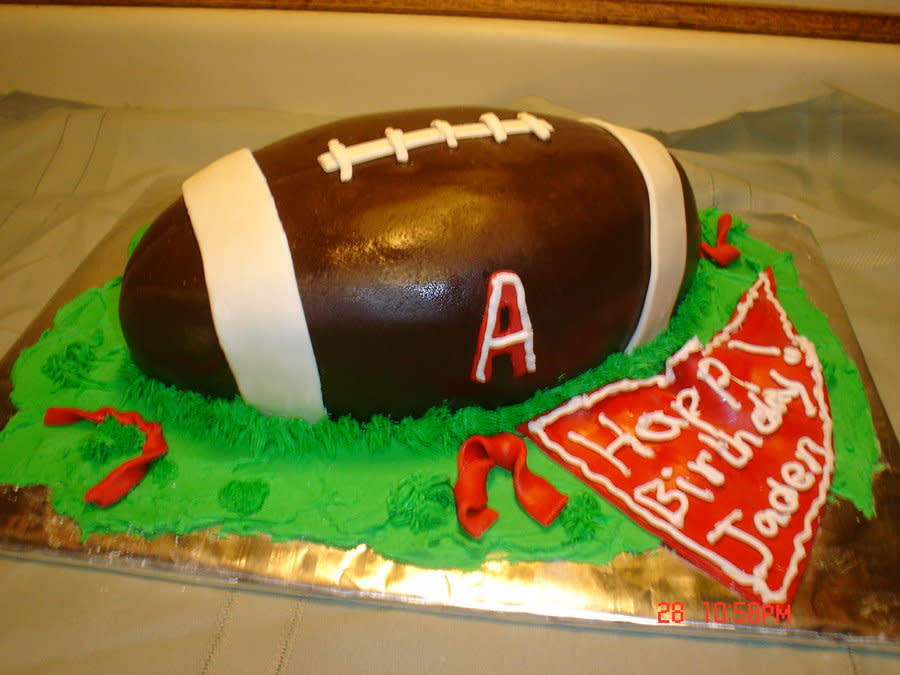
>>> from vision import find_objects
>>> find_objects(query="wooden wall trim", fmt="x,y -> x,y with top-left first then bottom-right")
2,1 -> 898,44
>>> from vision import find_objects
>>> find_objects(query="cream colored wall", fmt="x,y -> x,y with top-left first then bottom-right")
2,6 -> 898,132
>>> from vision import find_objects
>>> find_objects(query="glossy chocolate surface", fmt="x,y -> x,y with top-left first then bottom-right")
120,108 -> 700,419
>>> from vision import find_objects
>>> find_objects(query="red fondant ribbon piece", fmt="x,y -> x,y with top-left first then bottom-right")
44,406 -> 168,508
700,213 -> 742,267
454,432 -> 568,538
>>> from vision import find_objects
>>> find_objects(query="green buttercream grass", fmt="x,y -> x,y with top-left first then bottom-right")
78,417 -> 144,466
0,209 -> 882,571
218,479 -> 271,517
558,493 -> 609,544
386,474 -> 455,533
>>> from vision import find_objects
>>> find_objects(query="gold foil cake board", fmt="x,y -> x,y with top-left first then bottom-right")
0,213 -> 898,646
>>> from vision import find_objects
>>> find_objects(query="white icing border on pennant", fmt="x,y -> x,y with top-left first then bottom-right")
183,148 -> 327,422
580,117 -> 688,353
526,272 -> 834,603
317,112 -> 553,182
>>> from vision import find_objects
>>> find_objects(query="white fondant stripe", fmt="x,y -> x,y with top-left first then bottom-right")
182,148 -> 327,423
581,118 -> 688,352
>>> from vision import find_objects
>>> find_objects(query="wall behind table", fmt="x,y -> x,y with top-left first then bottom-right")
0,5 -> 898,131
4,0 -> 898,43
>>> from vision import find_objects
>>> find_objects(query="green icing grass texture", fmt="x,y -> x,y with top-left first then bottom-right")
0,210 -> 881,571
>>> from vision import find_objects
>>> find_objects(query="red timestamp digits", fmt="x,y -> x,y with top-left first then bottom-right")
656,602 -> 686,624
656,601 -> 791,624
703,600 -> 791,624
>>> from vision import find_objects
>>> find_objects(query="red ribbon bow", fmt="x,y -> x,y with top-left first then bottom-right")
700,212 -> 741,267
454,432 -> 568,538
44,406 -> 168,508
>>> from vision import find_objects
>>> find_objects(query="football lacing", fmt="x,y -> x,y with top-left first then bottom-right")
318,112 -> 554,183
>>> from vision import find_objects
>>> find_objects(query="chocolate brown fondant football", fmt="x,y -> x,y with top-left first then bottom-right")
120,107 -> 700,422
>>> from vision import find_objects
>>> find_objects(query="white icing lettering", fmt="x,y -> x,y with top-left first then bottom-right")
727,340 -> 781,357
769,369 -> 817,417
707,509 -> 774,579
634,478 -> 689,529
781,461 -> 815,491
675,476 -> 715,502
686,449 -> 726,486
674,386 -> 701,417
318,112 -> 554,182
795,437 -> 826,475
597,414 -> 656,459
782,346 -> 802,365
697,432 -> 755,469
748,390 -> 785,435
567,430 -> 630,477
743,432 -> 834,549
753,508 -> 790,538
766,477 -> 799,515
671,388 -> 760,468
749,369 -> 817,435
736,429 -> 765,449
471,271 -> 536,384
752,469 -> 808,539
567,413 -> 653,478
634,410 -> 689,442
697,357 -> 742,410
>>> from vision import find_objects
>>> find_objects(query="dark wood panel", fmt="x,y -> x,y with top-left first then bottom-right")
2,0 -> 898,44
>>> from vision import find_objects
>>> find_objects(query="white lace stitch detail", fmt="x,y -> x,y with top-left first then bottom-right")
384,127 -> 409,163
327,138 -> 353,183
479,112 -> 507,142
430,119 -> 458,148
317,112 -> 554,182
517,112 -> 553,141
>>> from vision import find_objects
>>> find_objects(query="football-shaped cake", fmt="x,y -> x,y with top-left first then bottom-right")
120,107 -> 700,422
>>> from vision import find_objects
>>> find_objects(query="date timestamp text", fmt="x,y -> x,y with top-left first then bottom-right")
657,601 -> 791,625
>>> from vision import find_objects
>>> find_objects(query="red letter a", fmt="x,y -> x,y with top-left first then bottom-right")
471,270 -> 537,383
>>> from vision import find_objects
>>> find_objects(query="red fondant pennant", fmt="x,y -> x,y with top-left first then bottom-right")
44,406 -> 168,508
454,432 -> 568,538
520,269 -> 834,603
